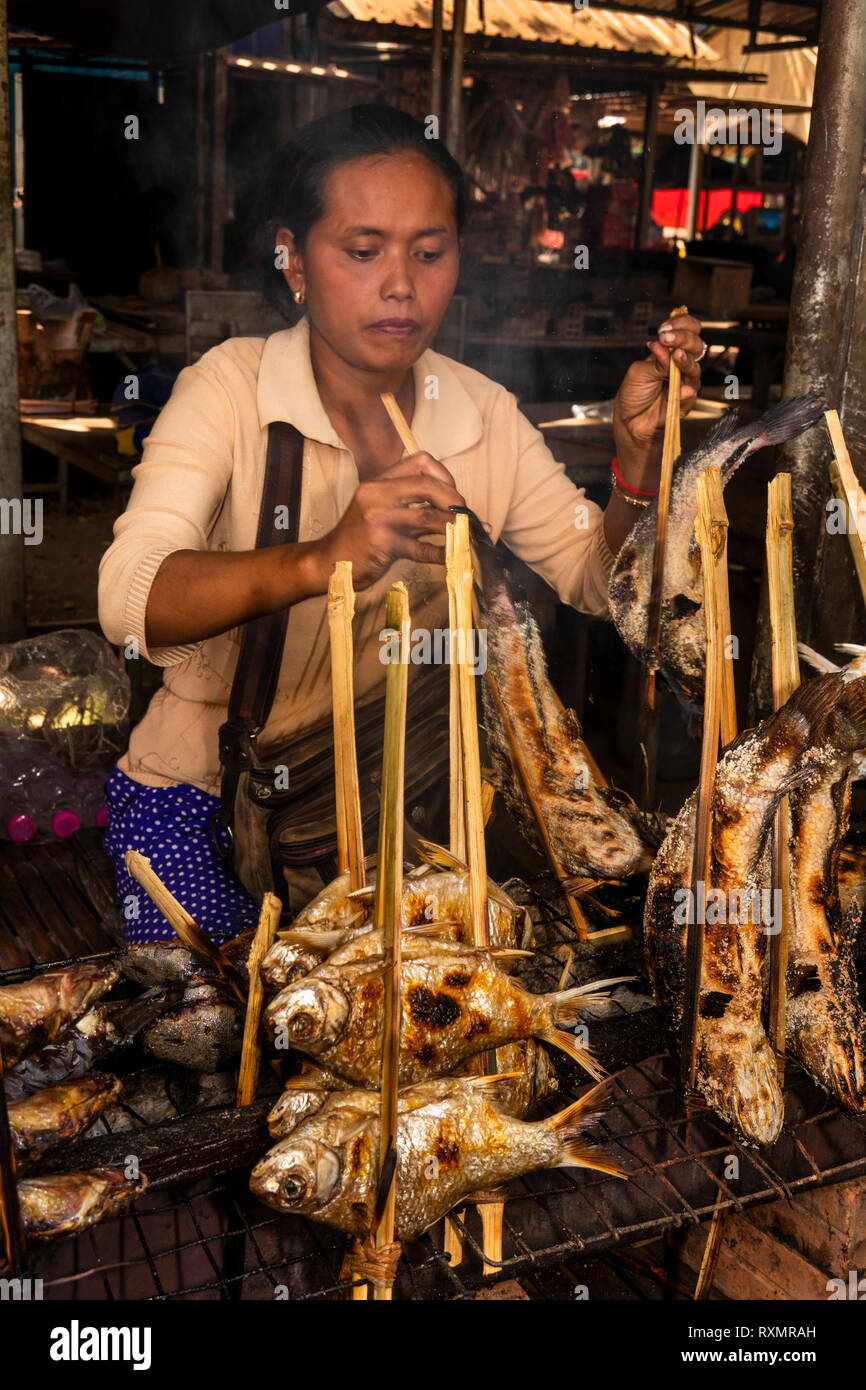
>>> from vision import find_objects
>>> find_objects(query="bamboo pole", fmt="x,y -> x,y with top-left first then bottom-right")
636,304 -> 689,806
370,582 -> 410,1300
765,474 -> 799,1078
826,408 -> 866,608
680,467 -> 728,1093
328,562 -> 366,891
688,469 -> 737,1301
444,521 -> 465,1267
236,893 -> 281,1107
124,851 -> 247,1007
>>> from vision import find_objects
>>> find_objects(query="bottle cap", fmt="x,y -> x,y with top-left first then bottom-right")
53,810 -> 81,838
8,814 -> 36,842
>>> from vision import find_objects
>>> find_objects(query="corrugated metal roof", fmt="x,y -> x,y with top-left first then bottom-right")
589,1 -> 819,36
328,0 -> 718,56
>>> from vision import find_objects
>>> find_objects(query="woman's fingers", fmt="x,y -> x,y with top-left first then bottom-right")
380,450 -> 458,488
383,504 -> 454,537
365,472 -> 465,514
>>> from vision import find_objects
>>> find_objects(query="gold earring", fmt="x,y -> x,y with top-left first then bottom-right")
293,288 -> 305,305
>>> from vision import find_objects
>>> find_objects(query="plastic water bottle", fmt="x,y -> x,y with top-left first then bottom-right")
0,738 -> 107,841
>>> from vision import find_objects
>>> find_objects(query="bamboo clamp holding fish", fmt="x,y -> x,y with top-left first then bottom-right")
826,409 -> 866,612
765,475 -> 799,1083
636,303 -> 689,807
125,851 -> 248,1008
328,561 -> 366,894
236,893 -> 282,1108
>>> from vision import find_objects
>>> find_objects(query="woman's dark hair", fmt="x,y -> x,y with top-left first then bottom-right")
260,103 -> 466,313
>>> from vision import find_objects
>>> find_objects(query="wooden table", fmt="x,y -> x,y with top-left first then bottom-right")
21,416 -> 133,515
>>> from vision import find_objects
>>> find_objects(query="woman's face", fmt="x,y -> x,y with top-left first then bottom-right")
281,151 -> 460,376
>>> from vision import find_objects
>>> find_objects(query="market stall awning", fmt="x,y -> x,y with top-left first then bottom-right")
585,1 -> 821,41
9,0 -> 332,61
328,0 -> 717,56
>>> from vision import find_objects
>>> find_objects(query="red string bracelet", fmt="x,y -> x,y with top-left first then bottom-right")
611,456 -> 658,499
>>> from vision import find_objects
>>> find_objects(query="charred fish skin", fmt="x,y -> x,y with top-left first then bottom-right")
473,532 -> 652,881
0,960 -> 121,1067
9,1073 -> 122,1166
139,982 -> 243,1073
784,678 -> 866,1109
264,944 -> 620,1088
251,1076 -> 620,1241
609,394 -> 826,701
19,1166 -> 147,1241
644,674 -> 843,1145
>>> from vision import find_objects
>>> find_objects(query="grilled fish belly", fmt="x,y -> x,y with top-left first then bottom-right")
784,689 -> 866,1109
0,961 -> 120,1068
19,1166 -> 147,1241
9,1073 -> 122,1165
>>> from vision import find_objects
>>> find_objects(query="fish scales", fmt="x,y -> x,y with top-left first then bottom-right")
264,943 -> 619,1087
250,1076 -> 619,1241
609,394 -> 826,704
644,674 -> 844,1145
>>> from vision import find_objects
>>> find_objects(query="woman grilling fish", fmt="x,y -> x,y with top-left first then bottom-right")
97,103 -> 706,945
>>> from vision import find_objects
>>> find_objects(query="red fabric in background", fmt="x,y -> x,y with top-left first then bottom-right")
652,188 -> 764,232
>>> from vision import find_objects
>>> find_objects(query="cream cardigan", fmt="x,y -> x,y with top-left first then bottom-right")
98,318 -> 616,794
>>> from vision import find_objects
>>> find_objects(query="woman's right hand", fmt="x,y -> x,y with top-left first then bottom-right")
311,452 -> 467,591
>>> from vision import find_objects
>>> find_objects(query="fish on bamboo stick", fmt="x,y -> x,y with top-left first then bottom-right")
250,1074 -> 622,1241
9,1074 -> 122,1166
0,961 -> 121,1068
19,1166 -> 147,1242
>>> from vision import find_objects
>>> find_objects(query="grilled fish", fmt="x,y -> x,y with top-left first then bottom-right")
9,1073 -> 122,1165
19,1166 -> 147,1241
609,395 -> 826,704
838,846 -> 866,923
644,674 -> 844,1145
261,869 -> 529,992
471,519 -> 653,881
121,930 -> 254,989
264,942 -> 627,1087
4,989 -> 178,1101
783,679 -> 866,1109
251,1075 -> 621,1241
267,1038 -> 558,1140
140,982 -> 243,1072
0,961 -> 120,1067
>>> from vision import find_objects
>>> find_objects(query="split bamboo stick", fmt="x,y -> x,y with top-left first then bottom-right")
124,851 -> 247,1007
445,521 -> 465,1267
765,473 -> 799,1080
328,562 -> 366,891
236,893 -> 281,1107
681,467 -> 728,1093
370,582 -> 410,1300
826,408 -> 866,609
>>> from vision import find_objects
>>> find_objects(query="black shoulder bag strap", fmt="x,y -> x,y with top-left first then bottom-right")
216,421 -> 305,852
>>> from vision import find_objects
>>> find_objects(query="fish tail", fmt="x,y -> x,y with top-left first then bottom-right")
545,975 -> 635,1027
536,1027 -> 607,1081
751,393 -> 826,450
833,674 -> 866,751
772,671 -> 843,743
545,1078 -> 626,1177
798,641 -> 840,674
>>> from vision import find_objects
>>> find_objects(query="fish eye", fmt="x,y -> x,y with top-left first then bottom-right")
280,1172 -> 307,1204
290,1011 -> 317,1040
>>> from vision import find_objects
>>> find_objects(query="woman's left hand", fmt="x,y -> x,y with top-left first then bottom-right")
612,313 -> 706,484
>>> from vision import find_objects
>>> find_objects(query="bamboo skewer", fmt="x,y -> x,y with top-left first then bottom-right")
328,562 -> 366,892
236,893 -> 281,1107
444,522 -> 466,1268
369,582 -> 410,1301
636,303 -> 689,805
765,474 -> 799,1079
381,391 -> 418,457
826,408 -> 866,608
681,467 -> 729,1093
124,851 -> 247,1007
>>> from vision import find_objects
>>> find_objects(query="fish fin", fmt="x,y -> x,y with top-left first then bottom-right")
403,821 -> 468,873
404,921 -> 462,939
710,394 -> 826,481
835,643 -> 866,658
487,947 -> 534,965
776,670 -> 843,740
545,1078 -> 625,1175
798,641 -> 840,674
537,1027 -> 607,1081
277,928 -> 348,952
547,976 -> 636,1027
559,1142 -> 627,1177
346,886 -> 376,901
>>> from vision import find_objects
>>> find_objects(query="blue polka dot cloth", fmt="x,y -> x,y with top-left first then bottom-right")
102,767 -> 260,945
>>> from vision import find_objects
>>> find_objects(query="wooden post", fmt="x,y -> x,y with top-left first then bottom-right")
430,0 -> 444,123
765,474 -> 799,1076
681,468 -> 729,1092
0,0 -> 25,643
636,83 -> 660,250
371,583 -> 410,1300
328,562 -> 366,891
195,54 -> 208,269
236,894 -> 281,1107
446,0 -> 467,160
